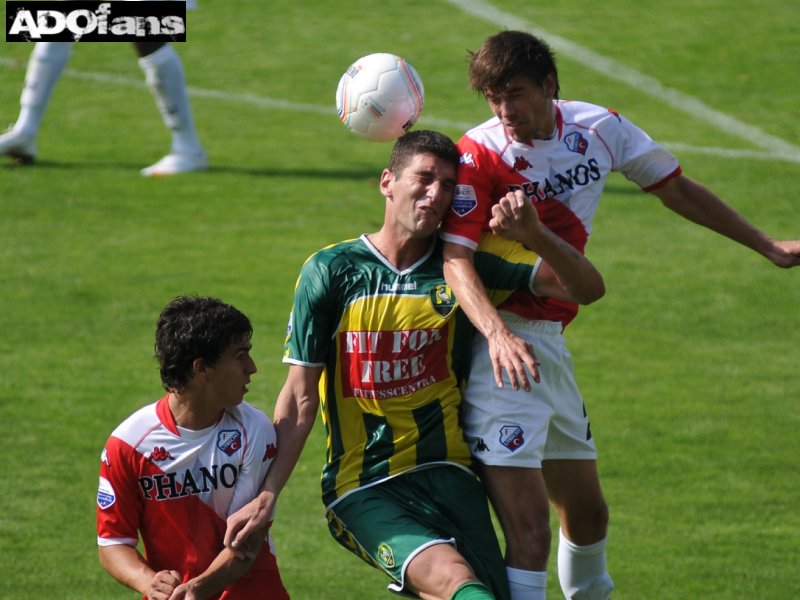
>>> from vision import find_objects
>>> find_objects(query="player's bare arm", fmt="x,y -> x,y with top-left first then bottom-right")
490,190 -> 605,304
653,174 -> 800,268
443,241 -> 540,390
98,545 -> 180,600
168,539 -> 261,600
225,365 -> 323,558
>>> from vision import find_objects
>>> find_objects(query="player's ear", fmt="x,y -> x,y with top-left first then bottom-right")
192,357 -> 208,379
379,168 -> 394,200
543,73 -> 558,99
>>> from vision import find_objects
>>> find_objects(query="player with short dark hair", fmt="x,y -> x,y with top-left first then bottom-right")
222,129 -> 605,600
96,295 -> 288,599
441,29 -> 800,600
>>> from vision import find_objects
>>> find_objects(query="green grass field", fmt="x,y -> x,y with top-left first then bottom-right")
1,0 -> 799,597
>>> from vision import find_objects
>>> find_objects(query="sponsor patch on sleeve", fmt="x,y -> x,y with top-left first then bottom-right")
452,184 -> 478,217
97,476 -> 116,510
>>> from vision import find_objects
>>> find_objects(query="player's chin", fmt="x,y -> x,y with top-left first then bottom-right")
414,215 -> 441,235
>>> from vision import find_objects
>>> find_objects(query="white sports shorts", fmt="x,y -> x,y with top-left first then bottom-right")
461,313 -> 597,468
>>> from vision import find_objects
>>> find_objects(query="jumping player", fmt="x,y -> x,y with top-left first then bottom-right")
221,130 -> 604,600
441,30 -> 800,600
96,296 -> 288,599
1,18 -> 206,175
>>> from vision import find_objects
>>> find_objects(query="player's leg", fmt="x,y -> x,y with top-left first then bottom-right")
462,318 -> 564,600
405,543 -> 494,600
133,41 -> 206,176
326,467 -> 506,600
0,42 -> 73,163
478,465 -> 550,600
543,459 -> 613,599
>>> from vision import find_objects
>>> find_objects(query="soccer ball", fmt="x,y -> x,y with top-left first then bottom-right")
335,53 -> 425,142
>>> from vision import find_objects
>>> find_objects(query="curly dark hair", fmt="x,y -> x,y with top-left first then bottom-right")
387,129 -> 459,176
155,295 -> 252,393
469,30 -> 560,98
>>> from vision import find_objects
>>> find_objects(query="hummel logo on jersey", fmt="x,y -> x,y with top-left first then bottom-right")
564,132 -> 588,155
460,152 -> 476,168
218,430 -> 242,456
473,438 -> 489,452
149,446 -> 174,462
509,155 -> 533,172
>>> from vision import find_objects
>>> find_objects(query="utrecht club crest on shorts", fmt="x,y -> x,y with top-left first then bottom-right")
499,424 -> 524,452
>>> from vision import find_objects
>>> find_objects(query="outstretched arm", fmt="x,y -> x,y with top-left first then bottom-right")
224,365 -> 322,557
444,239 -> 541,391
489,190 -> 605,304
652,174 -> 800,268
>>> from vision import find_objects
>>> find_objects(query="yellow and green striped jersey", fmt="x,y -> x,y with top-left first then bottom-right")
283,234 -> 538,506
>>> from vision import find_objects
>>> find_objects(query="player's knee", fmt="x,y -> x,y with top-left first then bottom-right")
407,547 -> 477,599
562,498 -> 608,544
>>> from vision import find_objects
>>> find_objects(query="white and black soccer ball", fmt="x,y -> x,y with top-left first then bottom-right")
335,53 -> 425,142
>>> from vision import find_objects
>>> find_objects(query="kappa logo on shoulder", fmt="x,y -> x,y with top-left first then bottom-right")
148,446 -> 174,462
509,155 -> 533,172
459,152 -> 476,168
263,442 -> 277,461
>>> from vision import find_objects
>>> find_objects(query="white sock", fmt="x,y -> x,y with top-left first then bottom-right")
557,529 -> 614,599
16,42 -> 74,134
137,45 -> 203,156
507,566 -> 547,600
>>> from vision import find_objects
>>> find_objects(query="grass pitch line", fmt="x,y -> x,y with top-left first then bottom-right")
1,56 -> 798,165
445,0 -> 800,165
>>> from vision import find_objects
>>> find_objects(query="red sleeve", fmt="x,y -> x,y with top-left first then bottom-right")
97,436 -> 144,545
440,136 -> 504,249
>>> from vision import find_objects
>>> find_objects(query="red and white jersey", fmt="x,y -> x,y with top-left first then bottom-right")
441,99 -> 681,327
96,395 -> 288,600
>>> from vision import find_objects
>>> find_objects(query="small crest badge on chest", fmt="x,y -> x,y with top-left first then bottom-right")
429,284 -> 456,318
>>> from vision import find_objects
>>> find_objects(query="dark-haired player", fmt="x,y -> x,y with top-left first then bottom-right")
96,295 -> 288,599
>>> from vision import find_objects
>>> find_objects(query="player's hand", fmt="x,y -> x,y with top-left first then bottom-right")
489,190 -> 542,244
146,570 -> 181,600
486,327 -> 540,390
224,493 -> 271,560
168,583 -> 197,600
768,240 -> 800,268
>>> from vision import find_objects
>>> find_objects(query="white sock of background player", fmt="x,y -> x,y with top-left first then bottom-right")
557,529 -> 614,599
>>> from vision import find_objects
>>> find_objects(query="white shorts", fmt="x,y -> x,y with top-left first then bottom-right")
462,314 -> 597,468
